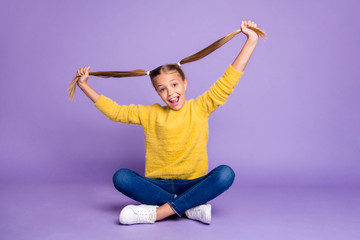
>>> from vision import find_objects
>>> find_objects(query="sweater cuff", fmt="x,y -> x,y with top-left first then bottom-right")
220,64 -> 244,87
94,94 -> 109,111
228,64 -> 244,79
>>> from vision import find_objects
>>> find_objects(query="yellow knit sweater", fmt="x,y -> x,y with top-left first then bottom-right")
94,64 -> 243,180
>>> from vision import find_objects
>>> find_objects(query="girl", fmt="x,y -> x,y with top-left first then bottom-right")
73,20 -> 263,225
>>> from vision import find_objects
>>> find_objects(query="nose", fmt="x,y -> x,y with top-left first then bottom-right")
168,89 -> 175,97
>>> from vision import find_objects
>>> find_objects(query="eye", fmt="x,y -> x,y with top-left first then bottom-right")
159,88 -> 165,92
173,83 -> 178,87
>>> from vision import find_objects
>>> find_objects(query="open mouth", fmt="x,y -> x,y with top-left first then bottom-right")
168,96 -> 180,105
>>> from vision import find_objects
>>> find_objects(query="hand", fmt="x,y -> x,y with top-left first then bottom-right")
76,66 -> 90,84
241,20 -> 259,41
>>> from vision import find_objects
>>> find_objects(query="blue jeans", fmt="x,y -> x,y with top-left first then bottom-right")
112,165 -> 235,216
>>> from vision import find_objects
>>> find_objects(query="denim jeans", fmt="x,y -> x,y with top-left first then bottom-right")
112,165 -> 235,216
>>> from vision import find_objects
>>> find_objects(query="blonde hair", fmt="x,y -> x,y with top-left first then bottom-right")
68,27 -> 266,100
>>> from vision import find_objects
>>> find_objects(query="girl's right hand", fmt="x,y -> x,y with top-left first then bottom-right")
76,66 -> 90,84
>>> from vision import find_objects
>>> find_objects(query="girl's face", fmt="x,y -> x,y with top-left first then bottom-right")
153,71 -> 187,111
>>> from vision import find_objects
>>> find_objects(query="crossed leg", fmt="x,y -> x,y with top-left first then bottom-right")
113,165 -> 235,222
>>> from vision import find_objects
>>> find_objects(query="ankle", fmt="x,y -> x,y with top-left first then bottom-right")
156,203 -> 176,221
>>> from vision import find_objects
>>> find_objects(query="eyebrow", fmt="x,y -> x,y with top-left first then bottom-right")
156,79 -> 178,89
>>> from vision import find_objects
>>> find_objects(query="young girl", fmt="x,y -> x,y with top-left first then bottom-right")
74,20 -> 262,225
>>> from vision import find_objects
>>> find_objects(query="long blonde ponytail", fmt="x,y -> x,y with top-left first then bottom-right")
68,27 -> 266,101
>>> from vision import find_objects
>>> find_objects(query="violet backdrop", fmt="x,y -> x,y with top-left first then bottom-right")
0,0 -> 359,187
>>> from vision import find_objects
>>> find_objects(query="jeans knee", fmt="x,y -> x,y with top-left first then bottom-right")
112,168 -> 132,193
214,165 -> 235,189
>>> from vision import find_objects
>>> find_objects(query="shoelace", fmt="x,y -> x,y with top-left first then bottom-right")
133,208 -> 156,222
187,207 -> 202,218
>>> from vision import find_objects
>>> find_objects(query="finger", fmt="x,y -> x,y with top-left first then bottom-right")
242,20 -> 247,28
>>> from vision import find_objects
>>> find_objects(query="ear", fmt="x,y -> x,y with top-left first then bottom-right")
183,78 -> 188,91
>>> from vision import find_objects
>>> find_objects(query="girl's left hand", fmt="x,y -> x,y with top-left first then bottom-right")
241,20 -> 259,40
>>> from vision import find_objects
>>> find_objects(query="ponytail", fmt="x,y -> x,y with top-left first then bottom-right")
68,26 -> 266,101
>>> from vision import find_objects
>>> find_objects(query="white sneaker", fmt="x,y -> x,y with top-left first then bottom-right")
119,204 -> 157,225
185,204 -> 211,224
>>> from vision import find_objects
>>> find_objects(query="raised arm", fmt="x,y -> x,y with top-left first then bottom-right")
231,20 -> 259,72
76,66 -> 100,103
75,66 -> 146,125
194,20 -> 261,116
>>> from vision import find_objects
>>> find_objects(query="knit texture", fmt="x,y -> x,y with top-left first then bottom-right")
94,64 -> 243,179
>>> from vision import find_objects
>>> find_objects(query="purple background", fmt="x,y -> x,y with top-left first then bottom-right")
1,0 -> 359,187
1,0 -> 360,239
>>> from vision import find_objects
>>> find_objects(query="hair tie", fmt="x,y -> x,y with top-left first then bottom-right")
177,62 -> 181,67
147,71 -> 150,75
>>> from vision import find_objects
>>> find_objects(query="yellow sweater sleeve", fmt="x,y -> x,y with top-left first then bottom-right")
94,95 -> 145,125
195,64 -> 244,116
